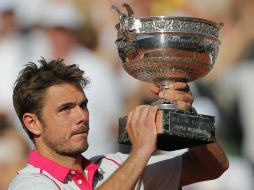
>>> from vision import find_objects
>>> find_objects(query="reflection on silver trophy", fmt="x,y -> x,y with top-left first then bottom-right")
112,4 -> 223,150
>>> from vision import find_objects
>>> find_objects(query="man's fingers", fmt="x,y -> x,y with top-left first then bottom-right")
157,82 -> 193,111
170,82 -> 189,91
159,90 -> 193,103
147,106 -> 159,125
175,101 -> 193,111
126,105 -> 159,153
151,82 -> 190,95
150,84 -> 160,95
155,110 -> 163,133
128,105 -> 147,127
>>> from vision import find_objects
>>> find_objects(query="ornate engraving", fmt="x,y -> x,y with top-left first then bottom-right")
120,17 -> 220,38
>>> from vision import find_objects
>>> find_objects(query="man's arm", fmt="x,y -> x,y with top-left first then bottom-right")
96,148 -> 152,190
180,140 -> 229,186
96,105 -> 159,190
151,82 -> 229,186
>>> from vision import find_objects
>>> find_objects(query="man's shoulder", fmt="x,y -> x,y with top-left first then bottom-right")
90,152 -> 128,164
90,152 -> 128,173
89,151 -> 182,165
8,165 -> 58,190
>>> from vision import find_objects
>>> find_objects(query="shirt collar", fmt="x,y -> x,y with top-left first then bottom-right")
28,150 -> 97,183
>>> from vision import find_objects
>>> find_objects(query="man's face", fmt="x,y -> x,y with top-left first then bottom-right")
38,83 -> 89,156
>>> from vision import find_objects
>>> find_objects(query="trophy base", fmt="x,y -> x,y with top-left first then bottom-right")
119,109 -> 215,151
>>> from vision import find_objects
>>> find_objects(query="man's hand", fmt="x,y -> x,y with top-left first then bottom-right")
126,82 -> 194,153
126,105 -> 159,155
150,82 -> 194,111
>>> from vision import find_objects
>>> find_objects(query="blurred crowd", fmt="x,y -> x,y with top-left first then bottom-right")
0,0 -> 254,189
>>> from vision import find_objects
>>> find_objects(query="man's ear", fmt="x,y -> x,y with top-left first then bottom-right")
23,113 -> 42,136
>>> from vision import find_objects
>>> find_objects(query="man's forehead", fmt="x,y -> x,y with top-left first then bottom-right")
45,84 -> 87,103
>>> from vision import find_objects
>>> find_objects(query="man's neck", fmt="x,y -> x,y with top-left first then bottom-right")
35,146 -> 83,171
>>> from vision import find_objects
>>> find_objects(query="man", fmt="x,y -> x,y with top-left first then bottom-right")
8,58 -> 228,190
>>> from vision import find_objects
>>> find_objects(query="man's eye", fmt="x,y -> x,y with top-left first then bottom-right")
60,106 -> 70,112
80,103 -> 88,110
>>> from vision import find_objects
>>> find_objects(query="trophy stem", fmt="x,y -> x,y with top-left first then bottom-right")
158,79 -> 171,91
155,78 -> 187,91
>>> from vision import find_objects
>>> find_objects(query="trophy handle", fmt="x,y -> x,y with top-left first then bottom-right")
111,3 -> 135,17
111,4 -> 126,17
122,3 -> 134,17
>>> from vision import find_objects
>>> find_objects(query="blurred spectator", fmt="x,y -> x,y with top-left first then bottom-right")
214,0 -> 254,169
0,113 -> 29,190
0,0 -> 26,117
218,60 -> 254,175
222,60 -> 254,163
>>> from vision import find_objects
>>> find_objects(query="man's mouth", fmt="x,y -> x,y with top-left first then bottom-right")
71,123 -> 89,136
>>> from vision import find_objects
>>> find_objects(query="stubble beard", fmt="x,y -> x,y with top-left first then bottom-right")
42,130 -> 89,157
57,143 -> 89,157
44,136 -> 89,157
40,118 -> 90,157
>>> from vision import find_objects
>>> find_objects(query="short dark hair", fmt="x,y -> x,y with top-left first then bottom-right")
13,58 -> 89,140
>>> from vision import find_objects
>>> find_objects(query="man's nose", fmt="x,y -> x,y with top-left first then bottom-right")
77,106 -> 89,121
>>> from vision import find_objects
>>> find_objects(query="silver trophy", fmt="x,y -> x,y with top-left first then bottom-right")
112,4 -> 223,151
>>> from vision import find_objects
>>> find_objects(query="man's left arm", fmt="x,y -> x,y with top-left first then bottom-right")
180,140 -> 229,186
151,82 -> 229,187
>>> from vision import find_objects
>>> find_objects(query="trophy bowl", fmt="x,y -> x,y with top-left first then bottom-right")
113,4 -> 222,89
113,4 -> 222,150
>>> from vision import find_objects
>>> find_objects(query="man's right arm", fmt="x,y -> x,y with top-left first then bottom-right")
96,105 -> 159,190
